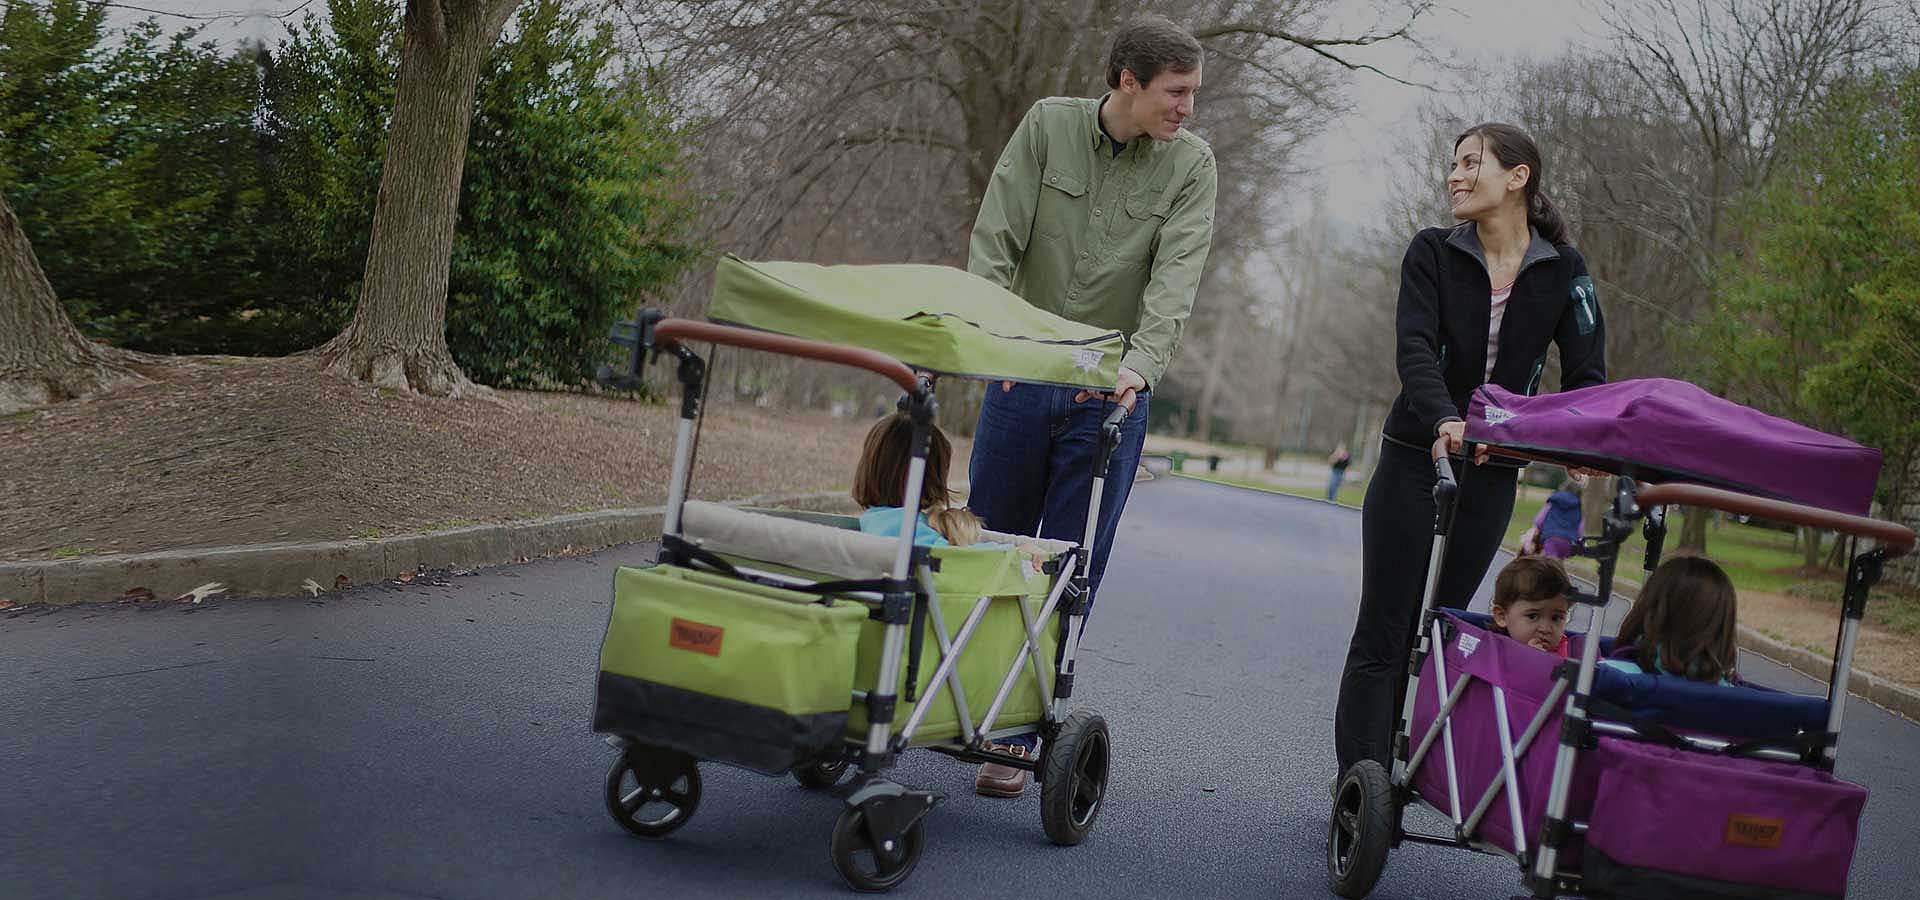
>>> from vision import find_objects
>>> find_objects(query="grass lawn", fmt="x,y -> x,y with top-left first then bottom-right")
1507,485 -> 1830,590
1504,485 -> 1920,636
1175,471 -> 1367,506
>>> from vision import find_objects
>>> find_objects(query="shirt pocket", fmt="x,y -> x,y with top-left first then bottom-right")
1034,167 -> 1088,240
1117,181 -> 1174,268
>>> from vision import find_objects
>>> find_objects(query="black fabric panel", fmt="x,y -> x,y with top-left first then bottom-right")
1581,846 -> 1841,900
592,671 -> 848,775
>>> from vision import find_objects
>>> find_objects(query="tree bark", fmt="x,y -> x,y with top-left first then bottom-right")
0,192 -> 141,415
314,0 -> 517,396
1800,526 -> 1823,569
1677,503 -> 1711,553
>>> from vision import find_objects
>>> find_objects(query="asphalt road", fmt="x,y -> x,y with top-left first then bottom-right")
5,476 -> 1917,899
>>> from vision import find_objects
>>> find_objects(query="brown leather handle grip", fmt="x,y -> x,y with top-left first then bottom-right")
1636,482 -> 1915,557
654,319 -> 921,395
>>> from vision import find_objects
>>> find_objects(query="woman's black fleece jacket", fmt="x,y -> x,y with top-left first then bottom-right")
1380,222 -> 1607,459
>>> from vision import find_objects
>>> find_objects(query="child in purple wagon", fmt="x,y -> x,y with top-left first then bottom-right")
1490,555 -> 1574,657
1604,555 -> 1740,686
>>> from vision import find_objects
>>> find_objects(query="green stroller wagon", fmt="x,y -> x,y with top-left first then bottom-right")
589,257 -> 1134,891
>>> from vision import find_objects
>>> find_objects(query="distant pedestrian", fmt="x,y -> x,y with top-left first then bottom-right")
1326,443 -> 1352,501
1521,475 -> 1585,559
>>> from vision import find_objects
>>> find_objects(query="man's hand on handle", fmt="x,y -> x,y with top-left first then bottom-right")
1073,367 -> 1146,412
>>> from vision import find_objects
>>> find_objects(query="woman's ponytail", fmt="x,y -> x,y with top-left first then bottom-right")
1530,190 -> 1570,246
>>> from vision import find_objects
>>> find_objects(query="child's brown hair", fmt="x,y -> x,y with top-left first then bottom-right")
1493,555 -> 1571,609
1616,555 -> 1739,682
851,411 -> 982,546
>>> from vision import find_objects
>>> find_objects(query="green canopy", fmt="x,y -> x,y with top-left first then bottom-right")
708,255 -> 1123,389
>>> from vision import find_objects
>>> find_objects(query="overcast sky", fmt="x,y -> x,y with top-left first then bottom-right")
1296,0 -> 1611,228
106,0 -> 1611,229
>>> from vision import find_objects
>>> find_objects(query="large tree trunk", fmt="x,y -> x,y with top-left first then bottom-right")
1677,503 -> 1711,553
0,192 -> 141,415
1800,526 -> 1824,570
314,0 -> 516,396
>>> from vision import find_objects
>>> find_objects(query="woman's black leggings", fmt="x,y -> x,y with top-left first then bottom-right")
1333,436 -> 1518,775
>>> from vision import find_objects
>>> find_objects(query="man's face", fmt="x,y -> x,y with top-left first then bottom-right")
1493,597 -> 1571,652
1122,65 -> 1200,141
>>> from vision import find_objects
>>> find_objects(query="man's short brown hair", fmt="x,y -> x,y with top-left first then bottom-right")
1105,15 -> 1203,89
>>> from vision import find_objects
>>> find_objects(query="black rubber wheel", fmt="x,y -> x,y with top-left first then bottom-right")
603,745 -> 700,838
1326,759 -> 1395,898
793,754 -> 850,790
829,804 -> 925,893
1039,709 -> 1110,846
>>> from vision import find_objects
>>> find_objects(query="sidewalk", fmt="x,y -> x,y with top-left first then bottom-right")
0,490 -> 856,608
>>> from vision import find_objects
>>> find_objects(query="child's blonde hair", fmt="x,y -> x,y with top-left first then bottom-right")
851,411 -> 982,546
1617,555 -> 1739,683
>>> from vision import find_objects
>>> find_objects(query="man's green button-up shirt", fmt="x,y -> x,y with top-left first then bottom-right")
967,96 -> 1217,388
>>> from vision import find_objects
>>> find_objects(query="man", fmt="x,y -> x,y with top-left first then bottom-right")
966,15 -> 1217,798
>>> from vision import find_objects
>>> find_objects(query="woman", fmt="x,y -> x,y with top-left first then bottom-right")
1332,123 -> 1607,779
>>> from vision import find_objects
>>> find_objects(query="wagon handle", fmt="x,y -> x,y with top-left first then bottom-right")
1636,482 -> 1915,558
1429,435 -> 1456,486
1430,435 -> 1459,536
654,318 -> 924,397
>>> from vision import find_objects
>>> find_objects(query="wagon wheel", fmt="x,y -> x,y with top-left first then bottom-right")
603,744 -> 701,838
829,804 -> 925,892
1326,759 -> 1394,898
1040,709 -> 1110,846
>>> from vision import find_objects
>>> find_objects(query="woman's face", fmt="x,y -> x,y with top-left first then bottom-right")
1447,135 -> 1527,221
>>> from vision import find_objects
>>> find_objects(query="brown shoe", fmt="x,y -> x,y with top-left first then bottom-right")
974,743 -> 1032,798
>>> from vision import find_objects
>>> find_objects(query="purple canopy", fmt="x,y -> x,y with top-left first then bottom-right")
1466,378 -> 1882,516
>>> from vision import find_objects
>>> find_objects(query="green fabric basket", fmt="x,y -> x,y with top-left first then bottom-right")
847,594 -> 1060,745
593,564 -> 869,774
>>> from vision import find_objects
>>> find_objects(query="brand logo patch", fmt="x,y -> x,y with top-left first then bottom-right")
1070,347 -> 1105,371
1725,815 -> 1785,849
1457,633 -> 1481,656
1484,405 -> 1516,426
669,618 -> 724,656
1572,275 -> 1599,336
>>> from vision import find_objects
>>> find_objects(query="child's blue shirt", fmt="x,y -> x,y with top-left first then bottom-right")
858,506 -> 949,547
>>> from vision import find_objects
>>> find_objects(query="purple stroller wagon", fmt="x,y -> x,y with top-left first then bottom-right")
1326,379 -> 1916,899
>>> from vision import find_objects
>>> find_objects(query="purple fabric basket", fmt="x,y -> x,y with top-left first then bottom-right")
1407,613 -> 1867,895
1584,740 -> 1867,896
1465,378 -> 1882,516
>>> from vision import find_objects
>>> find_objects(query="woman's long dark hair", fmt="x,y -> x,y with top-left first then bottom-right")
1455,123 -> 1570,246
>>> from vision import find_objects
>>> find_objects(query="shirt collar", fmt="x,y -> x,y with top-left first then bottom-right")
1445,221 -> 1560,275
1091,94 -> 1143,157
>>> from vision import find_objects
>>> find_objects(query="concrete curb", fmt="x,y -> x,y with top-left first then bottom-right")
1735,625 -> 1920,724
0,490 -> 855,607
1172,473 -> 1920,722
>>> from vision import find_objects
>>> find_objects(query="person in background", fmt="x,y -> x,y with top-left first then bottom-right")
1520,474 -> 1584,558
1327,443 -> 1353,501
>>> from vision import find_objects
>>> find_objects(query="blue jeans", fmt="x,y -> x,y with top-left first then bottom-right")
967,383 -> 1150,611
967,384 -> 1149,753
